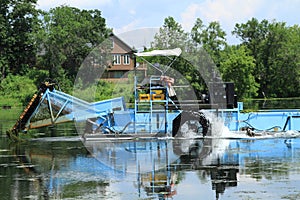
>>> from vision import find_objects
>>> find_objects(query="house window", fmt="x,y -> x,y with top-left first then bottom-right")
113,71 -> 124,78
113,54 -> 121,65
123,54 -> 130,65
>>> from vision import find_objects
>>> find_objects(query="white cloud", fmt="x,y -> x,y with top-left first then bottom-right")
180,0 -> 300,44
180,3 -> 200,31
180,0 -> 263,32
114,19 -> 141,34
36,0 -> 300,45
129,9 -> 136,15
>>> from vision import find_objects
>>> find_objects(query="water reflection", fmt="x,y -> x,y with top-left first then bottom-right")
1,136 -> 300,199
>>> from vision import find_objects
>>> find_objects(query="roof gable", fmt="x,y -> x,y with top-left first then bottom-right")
110,33 -> 136,54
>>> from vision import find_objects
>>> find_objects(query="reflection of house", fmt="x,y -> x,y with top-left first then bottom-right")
102,34 -> 144,82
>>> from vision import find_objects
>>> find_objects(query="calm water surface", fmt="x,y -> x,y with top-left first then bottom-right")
1,103 -> 300,200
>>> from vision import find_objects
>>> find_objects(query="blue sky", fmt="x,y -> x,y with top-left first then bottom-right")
37,0 -> 300,45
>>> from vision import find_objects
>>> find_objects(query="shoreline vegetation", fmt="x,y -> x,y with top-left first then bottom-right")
0,1 -> 299,108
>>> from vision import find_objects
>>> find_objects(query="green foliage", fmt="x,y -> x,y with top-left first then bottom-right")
95,80 -> 116,101
73,80 -> 116,102
36,6 -> 111,84
0,0 -> 39,79
150,17 -> 209,99
151,16 -> 300,99
110,76 -> 135,104
151,16 -> 227,99
220,45 -> 259,99
151,16 -> 189,49
26,68 -> 49,85
73,77 -> 135,106
233,18 -> 300,98
191,18 -> 227,66
0,96 -> 21,107
267,24 -> 300,97
0,74 -> 37,105
1,3 -> 299,105
61,181 -> 109,199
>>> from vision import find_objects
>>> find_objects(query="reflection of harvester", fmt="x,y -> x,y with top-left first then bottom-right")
141,172 -> 177,198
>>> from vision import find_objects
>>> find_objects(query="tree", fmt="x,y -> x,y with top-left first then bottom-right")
190,18 -> 228,100
0,74 -> 37,105
191,18 -> 227,66
232,18 -> 269,97
0,0 -> 39,80
220,45 -> 258,99
233,18 -> 300,98
150,17 -> 225,99
268,24 -> 300,97
36,6 -> 111,89
151,16 -> 189,50
150,17 -> 207,99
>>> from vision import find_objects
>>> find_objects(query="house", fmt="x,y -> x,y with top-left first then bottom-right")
102,34 -> 146,81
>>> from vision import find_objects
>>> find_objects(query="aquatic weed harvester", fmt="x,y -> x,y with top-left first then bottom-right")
7,48 -> 300,141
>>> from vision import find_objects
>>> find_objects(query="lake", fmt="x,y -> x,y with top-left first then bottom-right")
1,101 -> 300,200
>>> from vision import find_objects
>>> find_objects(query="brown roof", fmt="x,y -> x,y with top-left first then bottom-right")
110,33 -> 137,54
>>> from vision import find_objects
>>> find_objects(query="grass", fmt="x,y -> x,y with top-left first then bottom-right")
0,96 -> 23,107
0,106 -> 23,135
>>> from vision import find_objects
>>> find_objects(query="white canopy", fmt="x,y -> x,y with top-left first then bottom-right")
134,48 -> 182,57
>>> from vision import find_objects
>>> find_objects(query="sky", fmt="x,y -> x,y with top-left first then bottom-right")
36,0 -> 300,46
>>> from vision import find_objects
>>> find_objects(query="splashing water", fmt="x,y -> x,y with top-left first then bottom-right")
201,110 -> 231,138
203,110 -> 300,139
174,111 -> 232,161
204,110 -> 231,160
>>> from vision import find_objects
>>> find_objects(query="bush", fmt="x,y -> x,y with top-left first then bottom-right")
0,74 -> 37,105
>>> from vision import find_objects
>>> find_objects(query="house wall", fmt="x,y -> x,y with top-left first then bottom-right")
109,35 -> 135,71
100,35 -> 140,80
